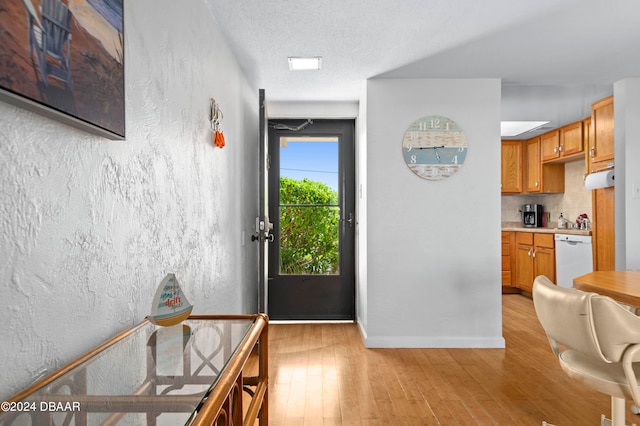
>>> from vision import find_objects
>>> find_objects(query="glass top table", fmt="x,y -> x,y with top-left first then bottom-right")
1,314 -> 269,426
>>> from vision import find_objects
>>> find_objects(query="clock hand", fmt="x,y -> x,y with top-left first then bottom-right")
414,145 -> 444,163
414,145 -> 445,149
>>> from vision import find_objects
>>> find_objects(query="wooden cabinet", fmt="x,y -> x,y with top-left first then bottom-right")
502,231 -> 517,292
526,137 -> 541,192
501,132 -> 567,196
501,140 -> 523,193
515,232 -> 555,293
515,233 -> 535,292
590,95 -> 614,164
526,136 -> 564,193
541,130 -> 560,162
541,123 -> 584,163
593,187 -> 615,270
560,121 -> 584,158
586,96 -> 615,271
534,234 -> 556,282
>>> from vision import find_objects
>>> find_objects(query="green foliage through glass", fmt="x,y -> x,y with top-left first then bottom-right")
279,177 -> 339,275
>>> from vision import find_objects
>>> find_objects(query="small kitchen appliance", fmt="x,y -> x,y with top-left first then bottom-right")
522,204 -> 544,228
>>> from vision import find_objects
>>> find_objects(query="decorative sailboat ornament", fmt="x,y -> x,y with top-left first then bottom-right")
149,273 -> 193,326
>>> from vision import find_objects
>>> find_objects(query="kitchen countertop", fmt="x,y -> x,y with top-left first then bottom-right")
502,222 -> 591,236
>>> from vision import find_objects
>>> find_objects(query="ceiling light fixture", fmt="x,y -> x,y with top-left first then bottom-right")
288,56 -> 322,71
500,121 -> 550,137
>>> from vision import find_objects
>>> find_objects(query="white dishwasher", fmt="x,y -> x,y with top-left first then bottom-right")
554,234 -> 593,288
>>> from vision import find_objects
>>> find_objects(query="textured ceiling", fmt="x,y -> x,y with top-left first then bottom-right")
205,0 -> 640,129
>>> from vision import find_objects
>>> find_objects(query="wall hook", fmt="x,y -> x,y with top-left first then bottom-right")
210,98 -> 225,148
209,97 -> 223,131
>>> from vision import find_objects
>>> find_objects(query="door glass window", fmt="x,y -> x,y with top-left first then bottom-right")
279,136 -> 339,275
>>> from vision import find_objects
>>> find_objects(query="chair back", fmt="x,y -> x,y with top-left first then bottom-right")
41,0 -> 72,56
532,275 -> 608,363
591,295 -> 640,362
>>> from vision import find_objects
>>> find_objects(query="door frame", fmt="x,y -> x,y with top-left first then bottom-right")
266,118 -> 356,320
257,89 -> 270,314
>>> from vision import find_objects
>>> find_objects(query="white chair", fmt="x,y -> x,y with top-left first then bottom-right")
533,275 -> 640,426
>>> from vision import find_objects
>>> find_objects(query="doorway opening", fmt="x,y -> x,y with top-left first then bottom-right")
267,119 -> 355,320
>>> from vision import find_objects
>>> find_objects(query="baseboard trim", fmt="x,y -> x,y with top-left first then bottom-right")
364,335 -> 506,349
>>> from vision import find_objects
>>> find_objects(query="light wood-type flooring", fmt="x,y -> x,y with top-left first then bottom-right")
265,293 -> 640,425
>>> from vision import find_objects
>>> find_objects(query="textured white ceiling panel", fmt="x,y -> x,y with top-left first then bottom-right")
205,0 -> 640,124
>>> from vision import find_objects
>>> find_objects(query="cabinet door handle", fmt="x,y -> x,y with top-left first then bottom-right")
532,249 -> 537,258
590,147 -> 596,158
554,146 -> 558,153
559,145 -> 563,152
528,248 -> 532,257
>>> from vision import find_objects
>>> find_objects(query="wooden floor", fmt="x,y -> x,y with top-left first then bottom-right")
265,293 -> 640,425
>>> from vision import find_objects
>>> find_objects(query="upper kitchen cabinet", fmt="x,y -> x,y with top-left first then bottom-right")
540,130 -> 560,162
526,136 -> 564,193
590,95 -> 614,166
501,140 -> 523,193
541,122 -> 584,163
526,137 -> 541,192
560,121 -> 585,158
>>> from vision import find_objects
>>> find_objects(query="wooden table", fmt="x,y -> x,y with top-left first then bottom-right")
573,271 -> 640,307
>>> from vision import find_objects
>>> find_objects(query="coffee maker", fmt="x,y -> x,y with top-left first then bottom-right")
522,204 -> 543,228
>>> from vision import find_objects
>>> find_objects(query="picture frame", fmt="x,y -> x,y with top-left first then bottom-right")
0,0 -> 125,140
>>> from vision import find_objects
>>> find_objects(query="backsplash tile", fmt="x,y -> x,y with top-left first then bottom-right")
501,160 -> 592,227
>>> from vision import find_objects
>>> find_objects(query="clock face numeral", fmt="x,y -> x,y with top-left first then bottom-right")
418,119 -> 452,131
401,115 -> 468,181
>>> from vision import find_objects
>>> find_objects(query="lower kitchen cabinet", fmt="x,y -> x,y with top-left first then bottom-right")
534,236 -> 556,282
514,232 -> 555,293
502,231 -> 518,292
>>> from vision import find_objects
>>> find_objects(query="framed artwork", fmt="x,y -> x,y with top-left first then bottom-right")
401,115 -> 468,180
0,0 -> 125,139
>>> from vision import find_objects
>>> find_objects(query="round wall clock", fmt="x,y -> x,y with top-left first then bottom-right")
401,115 -> 468,180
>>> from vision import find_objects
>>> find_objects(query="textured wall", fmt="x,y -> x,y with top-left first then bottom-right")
0,0 -> 258,399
